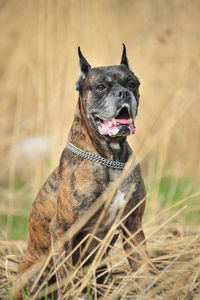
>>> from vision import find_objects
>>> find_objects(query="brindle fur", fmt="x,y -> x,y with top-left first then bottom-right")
14,45 -> 147,299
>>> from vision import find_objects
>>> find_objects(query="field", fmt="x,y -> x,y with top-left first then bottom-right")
0,0 -> 200,299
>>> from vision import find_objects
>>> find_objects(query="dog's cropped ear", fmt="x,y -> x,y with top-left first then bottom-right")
78,47 -> 91,78
120,43 -> 130,69
76,47 -> 91,91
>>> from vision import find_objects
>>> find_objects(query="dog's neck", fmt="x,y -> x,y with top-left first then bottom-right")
68,99 -> 130,163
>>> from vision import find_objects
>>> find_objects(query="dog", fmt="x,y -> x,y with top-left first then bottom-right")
14,44 -> 147,299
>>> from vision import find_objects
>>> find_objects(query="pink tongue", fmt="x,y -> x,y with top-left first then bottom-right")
115,118 -> 130,124
98,118 -> 135,136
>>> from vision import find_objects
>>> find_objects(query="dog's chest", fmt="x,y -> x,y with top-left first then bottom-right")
105,168 -> 127,226
104,153 -> 139,226
105,189 -> 126,226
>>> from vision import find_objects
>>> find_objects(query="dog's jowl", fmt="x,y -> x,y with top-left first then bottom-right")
14,44 -> 147,299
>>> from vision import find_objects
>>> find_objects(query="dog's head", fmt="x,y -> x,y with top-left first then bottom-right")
76,44 -> 140,140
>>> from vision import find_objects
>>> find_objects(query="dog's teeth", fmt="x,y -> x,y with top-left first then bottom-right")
113,119 -> 117,126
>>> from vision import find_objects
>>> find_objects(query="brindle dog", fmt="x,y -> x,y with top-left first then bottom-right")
14,44 -> 147,299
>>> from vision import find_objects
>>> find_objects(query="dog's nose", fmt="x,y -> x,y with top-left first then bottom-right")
117,88 -> 130,99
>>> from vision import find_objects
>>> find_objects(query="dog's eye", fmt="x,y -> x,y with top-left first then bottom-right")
96,84 -> 106,91
128,81 -> 136,89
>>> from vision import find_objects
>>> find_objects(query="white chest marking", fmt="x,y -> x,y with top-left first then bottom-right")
105,190 -> 126,226
110,142 -> 120,150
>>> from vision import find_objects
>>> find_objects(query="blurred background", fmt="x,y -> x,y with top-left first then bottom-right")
0,0 -> 200,239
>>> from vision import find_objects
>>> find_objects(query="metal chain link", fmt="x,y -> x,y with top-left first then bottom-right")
66,141 -> 126,170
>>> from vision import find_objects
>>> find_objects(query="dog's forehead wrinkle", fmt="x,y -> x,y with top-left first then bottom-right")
87,66 -> 137,87
90,65 -> 130,76
89,73 -> 129,87
94,74 -> 113,84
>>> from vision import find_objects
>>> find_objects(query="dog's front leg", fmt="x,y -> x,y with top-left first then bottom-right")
50,182 -> 79,298
122,211 -> 152,293
50,215 -> 72,298
122,213 -> 147,272
122,189 -> 148,272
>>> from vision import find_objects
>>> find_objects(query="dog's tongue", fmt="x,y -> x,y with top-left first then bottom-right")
115,118 -> 130,124
98,118 -> 136,136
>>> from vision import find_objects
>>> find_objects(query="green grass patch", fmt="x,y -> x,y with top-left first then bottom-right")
158,176 -> 194,206
0,214 -> 29,239
147,175 -> 200,224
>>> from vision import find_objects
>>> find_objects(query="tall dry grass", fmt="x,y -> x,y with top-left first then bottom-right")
1,0 -> 200,181
0,0 -> 199,223
0,0 -> 200,299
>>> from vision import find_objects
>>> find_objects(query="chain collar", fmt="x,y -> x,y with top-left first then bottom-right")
66,141 -> 126,170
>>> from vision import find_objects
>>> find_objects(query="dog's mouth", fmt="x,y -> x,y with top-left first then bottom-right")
94,106 -> 136,137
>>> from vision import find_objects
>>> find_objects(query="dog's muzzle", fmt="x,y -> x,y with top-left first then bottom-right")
95,103 -> 136,137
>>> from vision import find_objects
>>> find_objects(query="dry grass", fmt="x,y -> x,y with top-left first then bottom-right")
0,202 -> 200,299
0,0 -> 200,299
1,0 -> 200,182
